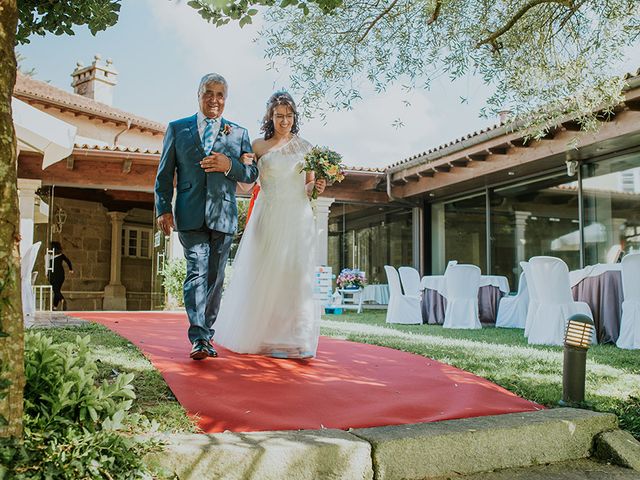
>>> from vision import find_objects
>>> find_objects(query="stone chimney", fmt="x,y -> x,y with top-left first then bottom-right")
71,54 -> 118,105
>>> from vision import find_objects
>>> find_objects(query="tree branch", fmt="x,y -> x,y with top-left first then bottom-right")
426,0 -> 441,26
358,0 -> 399,43
476,0 -> 573,48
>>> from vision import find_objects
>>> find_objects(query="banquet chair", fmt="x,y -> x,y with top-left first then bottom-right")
617,253 -> 640,349
444,260 -> 458,273
384,265 -> 422,324
398,266 -> 421,299
20,241 -> 41,320
605,244 -> 623,264
527,256 -> 593,346
521,261 -> 540,338
443,264 -> 481,329
495,271 -> 528,329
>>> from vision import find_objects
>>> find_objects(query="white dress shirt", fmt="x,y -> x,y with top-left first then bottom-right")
196,111 -> 221,141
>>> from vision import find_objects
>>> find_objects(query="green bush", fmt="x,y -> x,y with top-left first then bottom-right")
160,259 -> 186,308
0,332 -> 158,479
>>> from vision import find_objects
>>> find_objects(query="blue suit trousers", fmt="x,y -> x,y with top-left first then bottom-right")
179,226 -> 234,344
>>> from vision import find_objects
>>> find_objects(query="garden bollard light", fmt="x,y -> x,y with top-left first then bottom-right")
559,313 -> 595,408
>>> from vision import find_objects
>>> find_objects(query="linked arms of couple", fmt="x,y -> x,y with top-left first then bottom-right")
234,154 -> 327,198
157,153 -> 326,236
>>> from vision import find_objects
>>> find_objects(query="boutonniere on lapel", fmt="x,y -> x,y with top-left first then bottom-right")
222,124 -> 233,136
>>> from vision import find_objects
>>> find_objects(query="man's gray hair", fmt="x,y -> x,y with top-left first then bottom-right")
198,73 -> 228,98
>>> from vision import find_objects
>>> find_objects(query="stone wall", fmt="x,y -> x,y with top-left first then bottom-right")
32,198 -> 156,311
122,258 -> 152,310
34,197 -> 111,310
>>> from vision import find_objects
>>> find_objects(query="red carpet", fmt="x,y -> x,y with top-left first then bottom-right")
69,312 -> 542,433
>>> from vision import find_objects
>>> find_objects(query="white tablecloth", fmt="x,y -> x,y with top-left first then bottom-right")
569,263 -> 622,288
420,275 -> 510,298
361,284 -> 389,304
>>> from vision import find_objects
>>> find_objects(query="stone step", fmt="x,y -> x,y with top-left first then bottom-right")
144,408 -> 640,480
429,459 -> 640,480
351,408 -> 619,479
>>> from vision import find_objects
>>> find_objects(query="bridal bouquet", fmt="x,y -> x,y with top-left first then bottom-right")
336,269 -> 366,289
301,146 -> 346,199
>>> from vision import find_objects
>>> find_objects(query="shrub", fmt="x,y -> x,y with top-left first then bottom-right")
160,259 -> 186,308
0,332 -> 158,479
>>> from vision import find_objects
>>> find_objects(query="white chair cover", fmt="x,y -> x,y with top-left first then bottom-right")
605,244 -> 623,264
443,264 -> 481,329
384,265 -> 422,324
444,260 -> 457,274
527,256 -> 593,346
398,266 -> 421,299
521,261 -> 540,338
20,241 -> 41,318
495,271 -> 528,329
617,253 -> 640,349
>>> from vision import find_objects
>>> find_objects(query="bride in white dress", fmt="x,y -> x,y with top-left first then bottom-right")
213,92 -> 326,358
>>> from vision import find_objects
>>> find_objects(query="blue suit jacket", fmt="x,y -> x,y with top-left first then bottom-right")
154,114 -> 259,234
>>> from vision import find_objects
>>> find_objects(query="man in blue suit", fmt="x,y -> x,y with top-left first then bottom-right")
155,73 -> 259,360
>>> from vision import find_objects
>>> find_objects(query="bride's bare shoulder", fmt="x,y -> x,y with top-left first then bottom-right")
252,138 -> 269,158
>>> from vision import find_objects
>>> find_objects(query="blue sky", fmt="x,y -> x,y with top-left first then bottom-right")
16,0 -> 640,169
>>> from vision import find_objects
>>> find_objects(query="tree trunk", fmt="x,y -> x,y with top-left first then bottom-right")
0,0 -> 24,438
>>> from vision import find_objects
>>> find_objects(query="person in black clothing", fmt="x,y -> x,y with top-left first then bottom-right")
47,241 -> 73,310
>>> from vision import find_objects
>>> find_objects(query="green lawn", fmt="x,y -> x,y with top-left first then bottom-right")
320,310 -> 640,438
36,311 -> 639,439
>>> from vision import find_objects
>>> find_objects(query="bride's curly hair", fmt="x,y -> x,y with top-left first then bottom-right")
260,91 -> 300,140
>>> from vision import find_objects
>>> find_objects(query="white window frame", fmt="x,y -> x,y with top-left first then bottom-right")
122,226 -> 152,259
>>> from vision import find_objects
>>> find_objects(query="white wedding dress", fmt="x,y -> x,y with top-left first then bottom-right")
214,135 -> 321,358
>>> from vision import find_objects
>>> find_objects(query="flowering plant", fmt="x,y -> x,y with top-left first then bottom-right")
336,268 -> 366,289
300,146 -> 346,199
222,124 -> 233,136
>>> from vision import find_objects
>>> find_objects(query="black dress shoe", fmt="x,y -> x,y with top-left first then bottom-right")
190,340 -> 209,360
205,342 -> 218,358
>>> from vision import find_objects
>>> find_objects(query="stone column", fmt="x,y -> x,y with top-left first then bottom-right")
17,179 -> 41,256
103,211 -> 127,310
314,197 -> 335,266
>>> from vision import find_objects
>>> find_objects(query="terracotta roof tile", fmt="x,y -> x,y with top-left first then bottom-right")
14,72 -> 166,133
389,66 -> 640,172
74,143 -> 161,155
344,166 -> 385,173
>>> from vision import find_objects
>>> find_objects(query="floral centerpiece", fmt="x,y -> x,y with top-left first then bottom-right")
300,146 -> 346,199
336,268 -> 366,290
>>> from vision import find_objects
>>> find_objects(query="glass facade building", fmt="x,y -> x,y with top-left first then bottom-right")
327,204 -> 413,284
430,150 -> 640,291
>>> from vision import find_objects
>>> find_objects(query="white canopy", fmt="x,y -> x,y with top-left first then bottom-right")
550,222 -> 607,251
12,97 -> 77,169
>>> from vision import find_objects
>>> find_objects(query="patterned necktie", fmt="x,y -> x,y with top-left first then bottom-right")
202,118 -> 216,155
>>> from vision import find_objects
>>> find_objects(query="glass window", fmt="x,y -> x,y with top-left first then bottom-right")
122,227 -> 152,259
327,204 -> 413,285
490,173 -> 579,290
582,152 -> 640,264
433,193 -> 487,275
